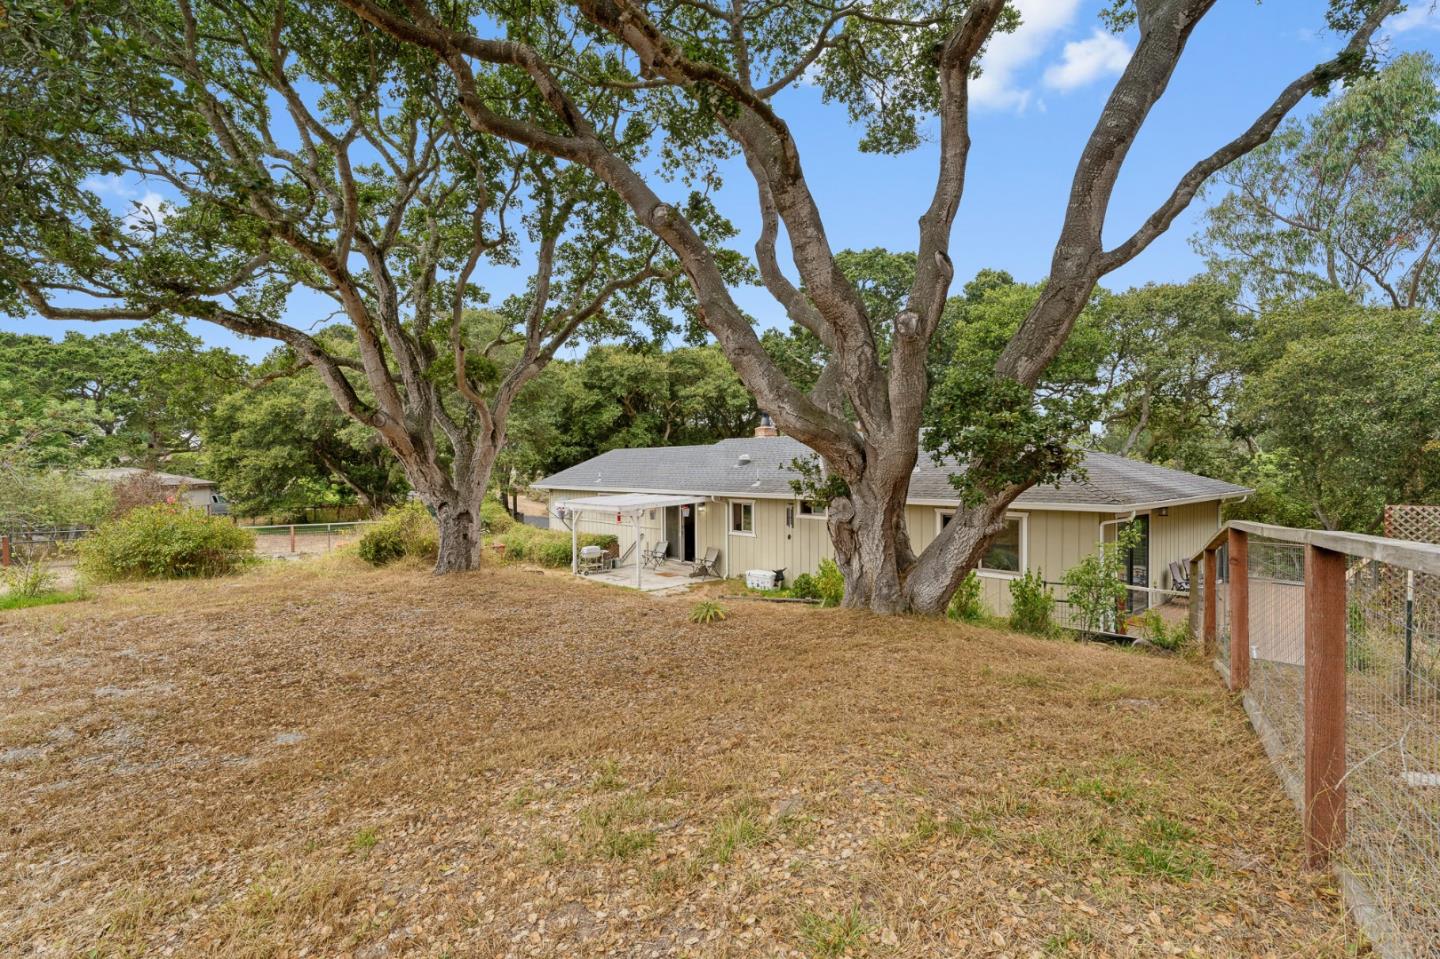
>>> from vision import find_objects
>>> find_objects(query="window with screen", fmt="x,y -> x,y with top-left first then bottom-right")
938,512 -> 1024,573
798,499 -> 825,518
730,501 -> 754,534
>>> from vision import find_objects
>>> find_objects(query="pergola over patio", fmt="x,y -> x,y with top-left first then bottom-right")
553,492 -> 710,588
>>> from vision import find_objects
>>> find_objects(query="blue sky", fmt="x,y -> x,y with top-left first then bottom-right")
6,1 -> 1439,360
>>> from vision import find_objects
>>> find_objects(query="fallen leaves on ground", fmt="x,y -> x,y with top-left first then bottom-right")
0,559 -> 1357,957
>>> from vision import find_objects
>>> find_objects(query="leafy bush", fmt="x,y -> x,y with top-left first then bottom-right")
78,504 -> 255,580
481,498 -> 515,534
788,572 -> 820,600
689,600 -> 727,624
500,524 -> 616,568
1062,524 -> 1139,637
0,467 -> 112,528
357,500 -> 438,566
1133,610 -> 1190,651
1008,569 -> 1055,637
815,559 -> 845,608
946,570 -> 985,622
3,556 -> 56,598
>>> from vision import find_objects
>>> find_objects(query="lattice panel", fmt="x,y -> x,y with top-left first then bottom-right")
1385,504 -> 1440,544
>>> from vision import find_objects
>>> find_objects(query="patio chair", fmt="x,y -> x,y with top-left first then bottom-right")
642,540 -> 669,570
690,546 -> 720,578
1168,560 -> 1190,593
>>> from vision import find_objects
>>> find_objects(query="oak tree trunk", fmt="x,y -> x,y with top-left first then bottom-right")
434,496 -> 483,573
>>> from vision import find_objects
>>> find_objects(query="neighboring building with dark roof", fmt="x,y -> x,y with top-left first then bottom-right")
535,431 -> 1250,612
81,468 -> 230,515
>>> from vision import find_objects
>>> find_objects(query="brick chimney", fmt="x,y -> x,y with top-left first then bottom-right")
753,412 -> 778,438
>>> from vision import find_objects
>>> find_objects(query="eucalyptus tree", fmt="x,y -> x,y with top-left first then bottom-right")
1,0 -> 693,571
334,0 -> 1402,612
1198,51 -> 1440,311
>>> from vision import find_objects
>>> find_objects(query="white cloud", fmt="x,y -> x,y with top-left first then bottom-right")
971,0 -> 1083,112
80,175 -> 171,232
1043,28 -> 1132,91
1390,3 -> 1439,32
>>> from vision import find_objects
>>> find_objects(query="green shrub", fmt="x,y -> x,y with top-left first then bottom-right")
689,600 -> 727,624
815,559 -> 845,608
78,504 -> 255,581
788,572 -> 820,600
1062,524 -> 1139,637
1133,609 -> 1189,651
1008,569 -> 1055,637
3,557 -> 56,598
357,500 -> 439,566
946,570 -> 985,622
481,498 -> 515,534
501,525 -> 615,568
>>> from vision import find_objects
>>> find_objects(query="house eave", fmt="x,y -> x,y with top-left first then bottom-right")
531,481 -> 1252,513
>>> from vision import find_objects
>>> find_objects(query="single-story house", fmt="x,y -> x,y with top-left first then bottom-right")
534,429 -> 1250,614
81,468 -> 230,515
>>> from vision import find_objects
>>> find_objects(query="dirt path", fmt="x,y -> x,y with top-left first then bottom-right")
0,561 -> 1356,957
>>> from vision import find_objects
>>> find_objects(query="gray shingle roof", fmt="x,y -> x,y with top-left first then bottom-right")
534,436 -> 1250,511
81,468 -> 216,488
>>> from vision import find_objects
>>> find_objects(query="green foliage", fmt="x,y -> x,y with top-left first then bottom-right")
1132,610 -> 1190,652
356,501 -> 439,567
0,466 -> 113,529
0,323 -> 245,470
1091,280 -> 1252,467
946,570 -> 985,623
2,556 -> 57,598
0,589 -> 88,611
506,344 -> 758,481
78,504 -> 255,581
1198,52 -> 1440,311
1008,570 -> 1056,637
796,906 -> 871,958
203,334 -> 406,518
1239,297 -> 1440,532
788,572 -> 820,601
480,498 -> 515,534
689,600 -> 727,624
499,524 -> 616,568
814,559 -> 845,608
1062,525 -> 1140,637
924,282 -> 1105,507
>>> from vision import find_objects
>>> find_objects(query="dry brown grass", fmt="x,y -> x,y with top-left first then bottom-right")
0,558 -> 1359,958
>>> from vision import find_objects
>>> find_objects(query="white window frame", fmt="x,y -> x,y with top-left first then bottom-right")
728,499 -> 756,537
935,509 -> 1028,579
797,498 -> 827,520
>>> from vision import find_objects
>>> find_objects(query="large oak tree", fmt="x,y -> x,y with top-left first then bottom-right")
1,0 -> 699,571
331,0 -> 1402,611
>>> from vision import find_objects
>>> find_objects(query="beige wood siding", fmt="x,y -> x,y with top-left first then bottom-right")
1148,500 -> 1224,590
544,489 -> 1223,609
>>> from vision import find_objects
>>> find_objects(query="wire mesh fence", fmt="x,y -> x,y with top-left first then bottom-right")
1215,528 -> 1440,955
241,521 -> 375,556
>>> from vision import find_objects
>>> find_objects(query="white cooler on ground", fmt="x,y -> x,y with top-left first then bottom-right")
746,569 -> 777,590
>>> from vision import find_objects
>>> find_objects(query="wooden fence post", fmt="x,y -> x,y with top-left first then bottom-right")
289,525 -> 296,554
0,534 -> 9,568
1304,544 -> 1347,868
1203,548 -> 1218,656
1188,556 -> 1202,642
1228,529 -> 1250,691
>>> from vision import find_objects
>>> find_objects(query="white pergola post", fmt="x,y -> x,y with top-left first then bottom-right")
571,513 -> 578,575
634,512 -> 642,588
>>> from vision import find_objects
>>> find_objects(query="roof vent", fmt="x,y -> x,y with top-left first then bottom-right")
737,453 -> 752,467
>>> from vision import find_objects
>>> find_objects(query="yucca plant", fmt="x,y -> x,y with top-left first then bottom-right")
689,600 -> 727,624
